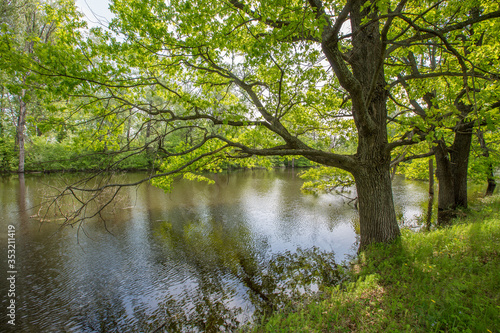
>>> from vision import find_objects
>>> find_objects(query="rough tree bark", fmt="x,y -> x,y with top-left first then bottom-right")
434,141 -> 456,225
353,163 -> 399,246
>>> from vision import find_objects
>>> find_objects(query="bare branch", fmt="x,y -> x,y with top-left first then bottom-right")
387,9 -> 500,54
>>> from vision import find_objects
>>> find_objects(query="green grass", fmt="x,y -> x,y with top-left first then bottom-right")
250,195 -> 500,332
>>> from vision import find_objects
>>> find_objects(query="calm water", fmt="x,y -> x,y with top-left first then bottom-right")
0,169 -> 430,332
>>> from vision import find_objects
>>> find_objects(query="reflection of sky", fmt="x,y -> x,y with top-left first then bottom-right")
392,176 -> 430,228
236,174 -> 358,256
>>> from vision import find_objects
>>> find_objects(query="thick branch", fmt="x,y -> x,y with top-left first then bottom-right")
214,135 -> 357,171
313,2 -> 376,135
391,150 -> 434,166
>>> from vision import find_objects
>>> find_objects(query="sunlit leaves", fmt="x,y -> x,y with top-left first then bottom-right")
300,166 -> 355,194
151,139 -> 227,192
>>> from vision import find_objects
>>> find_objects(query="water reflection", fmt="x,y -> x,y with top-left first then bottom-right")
0,170 -> 429,331
152,218 -> 252,332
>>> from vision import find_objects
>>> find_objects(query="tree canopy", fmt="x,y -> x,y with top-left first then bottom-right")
2,0 -> 500,249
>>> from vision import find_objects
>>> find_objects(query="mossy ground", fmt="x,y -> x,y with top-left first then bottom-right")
250,195 -> 500,332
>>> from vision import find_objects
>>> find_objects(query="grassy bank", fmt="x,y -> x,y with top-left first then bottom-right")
251,195 -> 500,332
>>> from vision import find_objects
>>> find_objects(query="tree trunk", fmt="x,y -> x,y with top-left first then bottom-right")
17,91 -> 27,173
354,163 -> 400,249
351,0 -> 400,248
353,116 -> 400,248
434,100 -> 473,225
450,122 -> 473,208
317,0 -> 400,248
477,129 -> 497,196
434,141 -> 456,225
425,158 -> 434,231
126,110 -> 132,147
485,176 -> 497,196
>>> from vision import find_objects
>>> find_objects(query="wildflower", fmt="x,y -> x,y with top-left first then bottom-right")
431,299 -> 436,303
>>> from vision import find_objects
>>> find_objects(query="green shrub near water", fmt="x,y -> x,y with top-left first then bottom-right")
22,140 -> 153,172
0,137 -> 17,171
251,196 -> 500,332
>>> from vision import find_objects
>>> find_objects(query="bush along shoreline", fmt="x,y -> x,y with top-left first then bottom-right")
250,195 -> 500,333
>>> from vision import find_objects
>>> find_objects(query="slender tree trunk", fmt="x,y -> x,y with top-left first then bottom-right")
146,113 -> 156,154
425,158 -> 434,230
485,174 -> 497,196
434,141 -> 456,225
17,90 -> 27,173
391,165 -> 397,180
126,110 -> 132,147
485,168 -> 497,196
477,129 -> 497,196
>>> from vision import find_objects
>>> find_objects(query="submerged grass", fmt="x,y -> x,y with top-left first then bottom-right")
250,195 -> 500,332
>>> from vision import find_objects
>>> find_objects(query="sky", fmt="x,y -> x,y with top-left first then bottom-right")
73,1 -> 351,35
74,0 -> 113,28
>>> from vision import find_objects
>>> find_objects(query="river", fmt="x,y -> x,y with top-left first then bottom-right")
0,169 -> 431,332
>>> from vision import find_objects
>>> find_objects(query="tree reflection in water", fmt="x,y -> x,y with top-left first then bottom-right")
151,217 -> 348,332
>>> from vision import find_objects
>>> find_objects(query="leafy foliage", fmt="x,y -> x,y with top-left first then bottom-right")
300,166 -> 355,194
